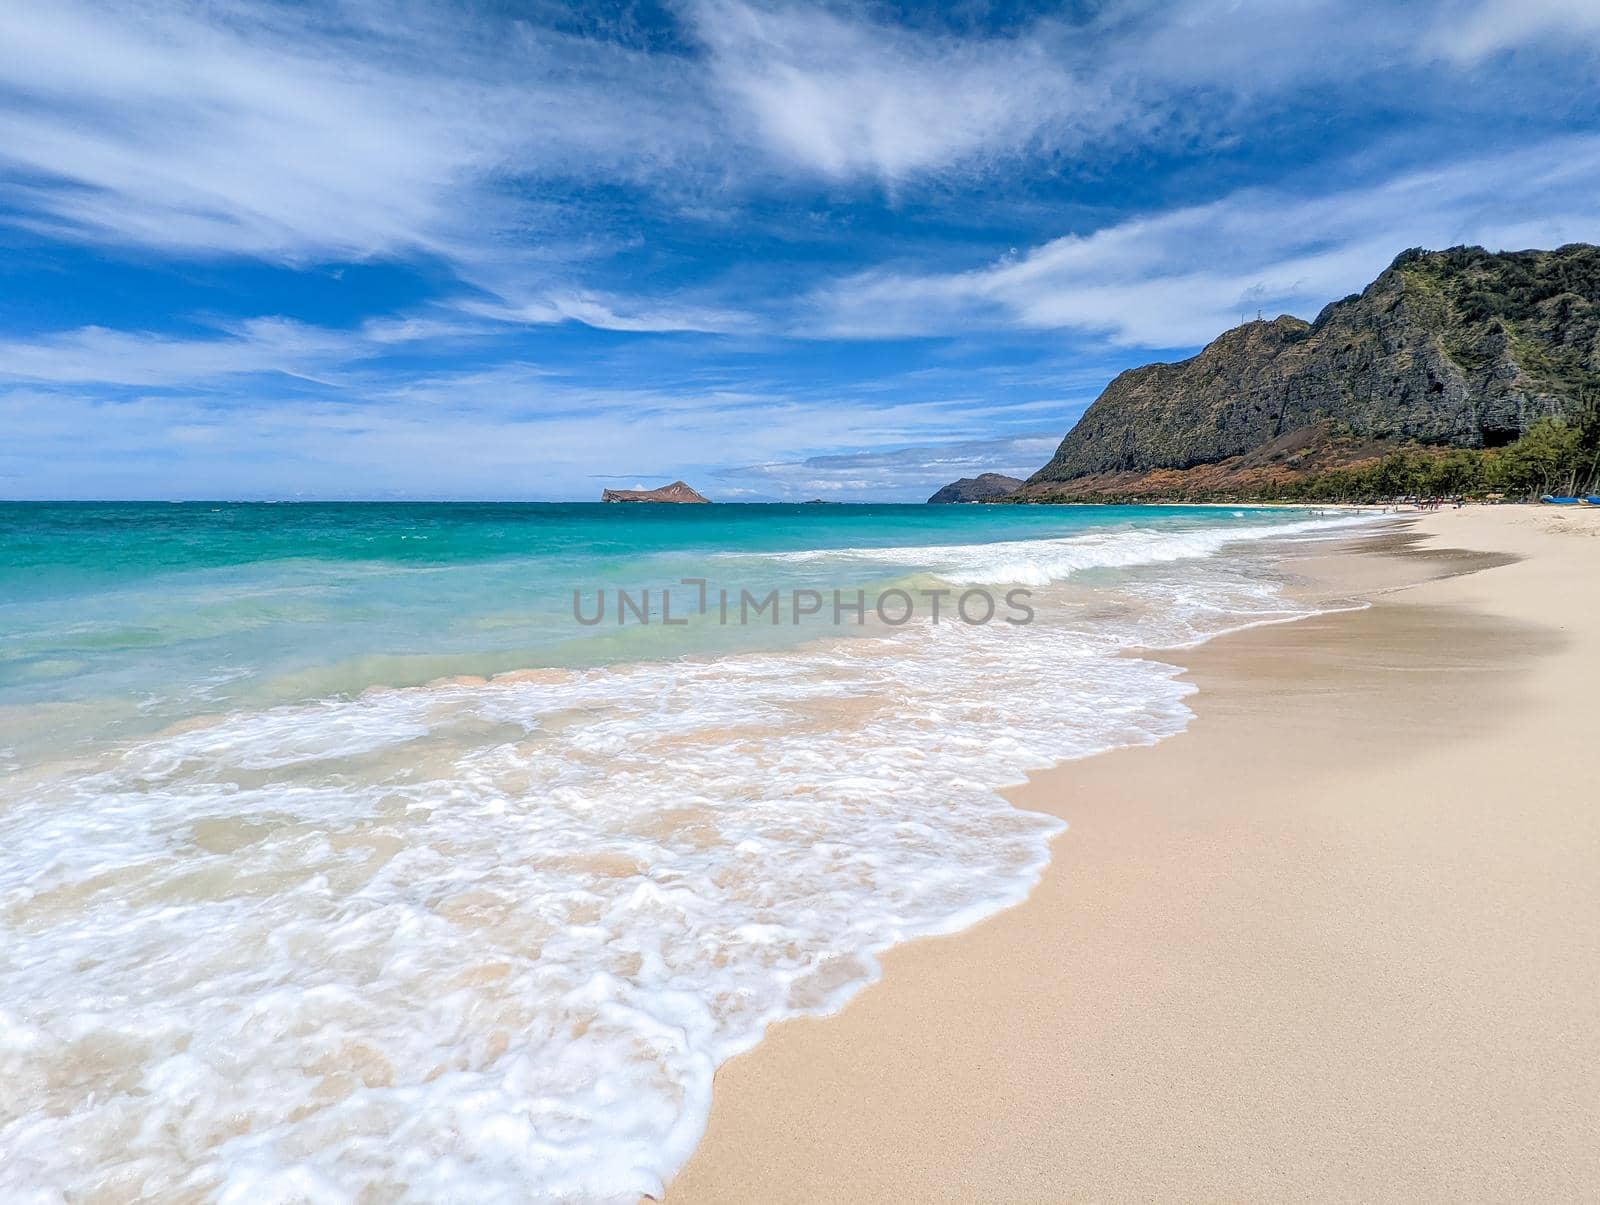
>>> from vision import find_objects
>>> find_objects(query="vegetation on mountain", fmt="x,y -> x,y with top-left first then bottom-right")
1266,409 -> 1599,502
1024,408 -> 1600,503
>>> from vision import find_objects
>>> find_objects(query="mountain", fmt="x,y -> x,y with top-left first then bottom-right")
1024,245 -> 1600,499
928,473 -> 1025,503
600,481 -> 710,503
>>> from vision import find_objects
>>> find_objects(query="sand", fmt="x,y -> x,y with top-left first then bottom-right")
667,506 -> 1600,1202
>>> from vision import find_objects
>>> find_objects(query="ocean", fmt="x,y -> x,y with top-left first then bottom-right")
0,501 -> 1369,1201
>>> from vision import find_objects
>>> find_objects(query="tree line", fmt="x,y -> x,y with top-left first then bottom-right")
1279,399 -> 1600,503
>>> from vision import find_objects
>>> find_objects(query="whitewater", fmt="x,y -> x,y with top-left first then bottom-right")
0,504 -> 1376,1202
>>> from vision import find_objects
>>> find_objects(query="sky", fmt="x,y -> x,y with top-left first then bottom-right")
2,0 -> 1598,502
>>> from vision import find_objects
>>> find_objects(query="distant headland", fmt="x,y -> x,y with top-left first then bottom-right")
927,473 -> 1024,503
927,244 -> 1600,505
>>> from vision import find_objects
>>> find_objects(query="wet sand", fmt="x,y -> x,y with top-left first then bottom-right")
668,506 -> 1600,1202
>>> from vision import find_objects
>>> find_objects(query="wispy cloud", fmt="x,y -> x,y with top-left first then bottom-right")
808,135 -> 1600,347
455,293 -> 756,335
1430,0 -> 1600,63
1,3 -> 483,261
0,0 -> 707,268
5,0 -> 1587,270
0,369 -> 1064,500
687,0 -> 1099,184
687,0 -> 1600,188
0,315 -> 477,386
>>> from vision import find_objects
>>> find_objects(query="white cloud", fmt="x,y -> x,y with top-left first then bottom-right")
456,293 -> 755,335
808,135 -> 1600,347
0,3 -> 475,261
0,357 -> 1076,500
1431,0 -> 1600,63
0,315 -> 473,386
0,0 -> 704,265
688,0 -> 1098,183
683,0 -> 1501,187
2,0 -> 1574,275
0,296 -> 746,390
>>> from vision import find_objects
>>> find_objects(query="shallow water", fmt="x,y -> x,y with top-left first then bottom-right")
0,502 -> 1373,1201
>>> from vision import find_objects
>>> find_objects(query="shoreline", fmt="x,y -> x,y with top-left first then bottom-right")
667,506 -> 1600,1201
6,506 -> 1362,1201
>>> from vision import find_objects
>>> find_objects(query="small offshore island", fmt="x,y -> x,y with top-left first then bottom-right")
600,480 -> 711,503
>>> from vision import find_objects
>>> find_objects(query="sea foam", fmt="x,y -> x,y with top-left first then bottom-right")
0,516 -> 1371,1202
733,513 -> 1377,585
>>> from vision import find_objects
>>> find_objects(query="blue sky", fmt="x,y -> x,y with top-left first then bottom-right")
2,0 -> 1598,501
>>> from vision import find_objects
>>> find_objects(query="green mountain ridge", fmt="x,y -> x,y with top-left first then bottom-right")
1025,245 -> 1600,498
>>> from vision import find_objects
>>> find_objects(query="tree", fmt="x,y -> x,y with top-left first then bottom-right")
1431,449 -> 1486,496
1494,417 -> 1583,497
1573,388 -> 1600,494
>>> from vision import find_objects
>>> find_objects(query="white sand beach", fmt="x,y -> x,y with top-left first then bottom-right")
669,506 -> 1600,1202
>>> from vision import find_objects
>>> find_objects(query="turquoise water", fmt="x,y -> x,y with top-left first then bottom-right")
0,499 -> 1370,1199
0,500 -> 1310,762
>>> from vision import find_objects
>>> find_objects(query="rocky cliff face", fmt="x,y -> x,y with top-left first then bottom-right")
927,473 -> 1024,503
1028,245 -> 1600,492
600,481 -> 709,503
